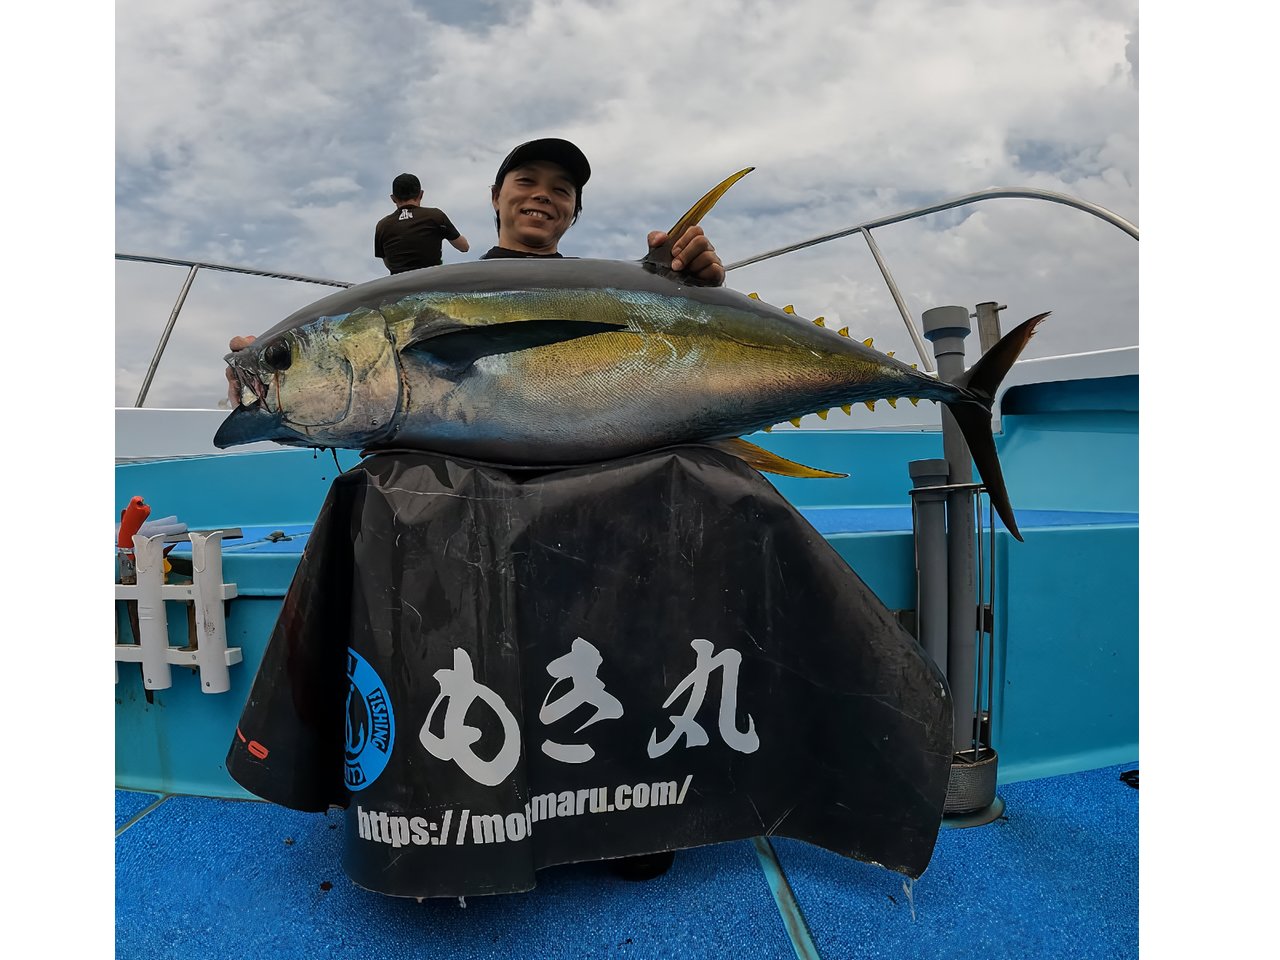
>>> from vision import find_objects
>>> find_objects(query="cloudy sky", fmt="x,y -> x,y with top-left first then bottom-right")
114,0 -> 1139,422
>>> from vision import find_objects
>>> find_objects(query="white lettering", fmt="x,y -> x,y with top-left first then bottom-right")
648,639 -> 760,758
540,638 -> 624,763
420,648 -> 522,787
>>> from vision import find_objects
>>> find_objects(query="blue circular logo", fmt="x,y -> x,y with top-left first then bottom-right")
345,649 -> 396,790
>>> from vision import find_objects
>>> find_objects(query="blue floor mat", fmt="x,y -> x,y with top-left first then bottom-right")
771,763 -> 1138,959
115,798 -> 793,960
115,764 -> 1138,959
116,789 -> 162,832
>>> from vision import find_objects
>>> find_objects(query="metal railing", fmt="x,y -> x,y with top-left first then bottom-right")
723,187 -> 1138,373
118,187 -> 1137,406
118,254 -> 354,408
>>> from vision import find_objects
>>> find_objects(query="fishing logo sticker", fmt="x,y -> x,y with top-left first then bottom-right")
345,649 -> 396,790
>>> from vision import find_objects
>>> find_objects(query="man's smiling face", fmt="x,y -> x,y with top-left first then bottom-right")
492,161 -> 578,253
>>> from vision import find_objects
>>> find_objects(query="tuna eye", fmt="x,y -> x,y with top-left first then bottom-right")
262,339 -> 292,371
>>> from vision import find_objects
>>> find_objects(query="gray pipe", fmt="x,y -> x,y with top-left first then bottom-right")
922,306 -> 979,753
909,459 -> 950,672
973,301 -> 1005,355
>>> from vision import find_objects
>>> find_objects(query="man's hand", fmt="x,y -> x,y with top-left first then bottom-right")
224,334 -> 256,407
648,225 -> 725,286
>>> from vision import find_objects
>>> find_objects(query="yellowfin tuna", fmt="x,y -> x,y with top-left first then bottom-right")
218,170 -> 1047,539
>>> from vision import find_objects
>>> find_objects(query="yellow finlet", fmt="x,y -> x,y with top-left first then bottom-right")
748,292 -> 760,300
709,438 -> 848,479
863,338 -> 874,348
887,351 -> 895,358
789,417 -> 803,428
911,363 -> 918,370
887,397 -> 898,408
783,304 -> 796,314
864,400 -> 876,412
838,327 -> 849,337
909,397 -> 920,406
762,424 -> 772,432
813,317 -> 826,327
840,404 -> 852,416
816,408 -> 829,421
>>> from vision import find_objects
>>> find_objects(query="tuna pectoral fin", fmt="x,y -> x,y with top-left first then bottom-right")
948,312 -> 1051,542
643,167 -> 754,276
709,438 -> 848,479
402,319 -> 626,368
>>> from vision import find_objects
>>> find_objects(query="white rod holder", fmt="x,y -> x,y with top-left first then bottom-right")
131,534 -> 172,691
190,531 -> 232,693
116,531 -> 241,694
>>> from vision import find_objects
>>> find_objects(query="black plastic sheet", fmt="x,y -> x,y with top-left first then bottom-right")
227,446 -> 952,898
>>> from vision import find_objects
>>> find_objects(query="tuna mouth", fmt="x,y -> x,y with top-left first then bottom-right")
213,402 -> 289,449
227,360 -> 270,410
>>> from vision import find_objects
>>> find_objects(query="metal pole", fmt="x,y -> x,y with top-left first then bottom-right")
859,228 -> 935,372
909,459 -> 951,672
973,302 -> 1005,355
723,186 -> 1138,274
134,264 -> 199,408
922,305 -> 978,753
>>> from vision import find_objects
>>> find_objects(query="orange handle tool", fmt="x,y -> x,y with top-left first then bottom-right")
118,496 -> 152,550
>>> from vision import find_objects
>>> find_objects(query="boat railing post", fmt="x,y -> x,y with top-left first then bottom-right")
134,263 -> 200,408
908,459 -> 950,672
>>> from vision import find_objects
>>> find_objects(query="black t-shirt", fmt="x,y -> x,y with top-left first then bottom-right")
374,205 -> 462,273
479,246 -> 565,260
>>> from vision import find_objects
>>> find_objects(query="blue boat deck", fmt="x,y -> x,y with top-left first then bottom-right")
116,762 -> 1137,959
116,763 -> 1137,959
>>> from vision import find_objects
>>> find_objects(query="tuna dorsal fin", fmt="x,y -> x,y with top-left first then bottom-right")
402,318 -> 625,367
709,438 -> 848,479
643,167 -> 754,275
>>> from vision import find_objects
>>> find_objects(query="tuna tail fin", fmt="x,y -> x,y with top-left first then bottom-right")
643,167 -> 753,277
947,312 -> 1050,542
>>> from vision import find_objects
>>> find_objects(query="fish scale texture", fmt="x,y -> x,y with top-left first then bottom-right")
115,763 -> 1137,959
771,763 -> 1139,959
114,797 -> 791,960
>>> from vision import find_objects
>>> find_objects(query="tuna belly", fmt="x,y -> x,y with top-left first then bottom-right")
391,392 -> 707,465
391,359 -> 763,466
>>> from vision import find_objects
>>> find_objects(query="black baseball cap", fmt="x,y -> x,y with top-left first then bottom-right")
391,173 -> 421,199
493,138 -> 591,214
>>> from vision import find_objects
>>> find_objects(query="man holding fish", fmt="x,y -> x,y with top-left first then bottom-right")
222,140 -> 721,884
479,137 -> 724,282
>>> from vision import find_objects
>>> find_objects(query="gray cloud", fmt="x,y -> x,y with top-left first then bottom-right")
116,0 -> 1138,416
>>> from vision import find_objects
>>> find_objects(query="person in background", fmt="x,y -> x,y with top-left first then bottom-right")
374,172 -> 469,274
